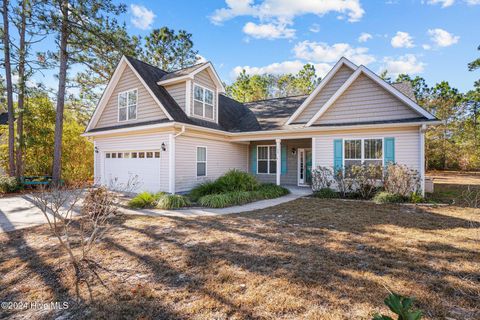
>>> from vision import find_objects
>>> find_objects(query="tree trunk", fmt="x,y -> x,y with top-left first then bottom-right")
15,0 -> 27,179
2,0 -> 15,177
52,0 -> 68,185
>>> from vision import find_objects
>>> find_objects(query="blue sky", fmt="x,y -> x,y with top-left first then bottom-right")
30,0 -> 480,93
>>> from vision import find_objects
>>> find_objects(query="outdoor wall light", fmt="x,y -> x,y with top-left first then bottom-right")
94,146 -> 99,154
161,142 -> 167,151
291,148 -> 296,155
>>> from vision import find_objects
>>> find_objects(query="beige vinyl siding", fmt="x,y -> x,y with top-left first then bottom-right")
191,69 -> 218,122
313,126 -> 421,171
95,66 -> 168,129
249,139 -> 312,185
175,135 -> 248,192
93,133 -> 171,192
315,74 -> 420,125
164,82 -> 186,112
295,65 -> 354,123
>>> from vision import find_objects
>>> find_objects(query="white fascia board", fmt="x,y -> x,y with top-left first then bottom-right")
82,122 -> 175,137
285,57 -> 357,125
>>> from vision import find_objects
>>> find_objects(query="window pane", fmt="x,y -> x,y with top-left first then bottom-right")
111,153 -> 116,158
258,160 -> 268,173
204,104 -> 213,119
364,160 -> 382,167
345,140 -> 361,159
119,92 -> 127,107
197,163 -> 206,176
139,152 -> 145,158
205,89 -> 213,105
154,152 -> 160,158
124,152 -> 130,158
258,147 -> 268,160
119,107 -> 127,121
106,153 -> 110,158
269,146 -> 277,160
194,86 -> 204,101
345,159 -> 361,168
364,139 -> 382,159
128,105 -> 136,120
146,152 -> 153,158
128,90 -> 137,106
117,153 -> 123,158
132,152 -> 137,158
270,160 -> 277,174
194,100 -> 203,116
197,147 -> 206,161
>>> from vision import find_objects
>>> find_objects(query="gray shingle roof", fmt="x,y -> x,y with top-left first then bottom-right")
159,62 -> 209,82
392,81 -> 416,101
244,95 -> 308,130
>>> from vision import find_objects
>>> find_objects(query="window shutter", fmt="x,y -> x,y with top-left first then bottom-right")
281,145 -> 287,175
384,137 -> 395,165
250,145 -> 257,174
333,139 -> 343,174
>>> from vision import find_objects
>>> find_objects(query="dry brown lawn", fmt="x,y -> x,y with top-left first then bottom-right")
1,197 -> 479,320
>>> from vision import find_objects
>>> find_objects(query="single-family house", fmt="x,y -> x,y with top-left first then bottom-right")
83,56 -> 439,194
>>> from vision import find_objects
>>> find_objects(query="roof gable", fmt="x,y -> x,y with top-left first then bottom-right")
286,57 -> 357,125
86,56 -> 175,132
305,65 -> 436,126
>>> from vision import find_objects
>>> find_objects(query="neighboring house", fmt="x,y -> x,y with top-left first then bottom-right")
83,56 -> 439,195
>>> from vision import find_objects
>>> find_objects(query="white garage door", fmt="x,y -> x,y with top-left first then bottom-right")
104,150 -> 161,193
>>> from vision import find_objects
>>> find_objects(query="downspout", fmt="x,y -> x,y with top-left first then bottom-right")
419,124 -> 427,197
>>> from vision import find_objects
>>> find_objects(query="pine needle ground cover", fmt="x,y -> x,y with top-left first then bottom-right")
1,197 -> 478,319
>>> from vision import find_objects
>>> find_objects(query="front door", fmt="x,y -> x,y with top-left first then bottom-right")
298,148 -> 312,186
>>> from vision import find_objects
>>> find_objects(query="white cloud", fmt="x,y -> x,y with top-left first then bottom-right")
466,0 -> 480,4
243,22 -> 295,39
130,4 -> 155,30
381,54 -> 425,75
211,0 -> 365,25
427,0 -> 455,7
358,32 -> 372,43
231,60 -> 332,79
293,41 -> 376,65
427,28 -> 459,47
309,23 -> 320,33
391,31 -> 414,48
422,44 -> 432,50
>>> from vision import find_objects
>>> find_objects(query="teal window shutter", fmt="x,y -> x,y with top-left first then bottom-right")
250,145 -> 257,174
281,145 -> 287,175
384,137 -> 395,165
333,139 -> 343,174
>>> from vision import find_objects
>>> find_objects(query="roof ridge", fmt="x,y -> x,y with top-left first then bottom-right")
167,61 -> 209,74
244,94 -> 309,104
125,55 -> 168,74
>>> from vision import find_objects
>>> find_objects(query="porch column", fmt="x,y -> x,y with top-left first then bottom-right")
168,133 -> 176,194
276,138 -> 281,186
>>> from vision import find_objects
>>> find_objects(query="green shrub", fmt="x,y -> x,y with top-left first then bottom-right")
373,191 -> 406,204
373,292 -> 422,320
410,192 -> 425,204
0,175 -> 21,194
157,194 -> 190,209
188,181 -> 224,202
257,183 -> 289,199
313,188 -> 338,199
128,191 -> 164,209
199,191 -> 255,208
215,169 -> 259,192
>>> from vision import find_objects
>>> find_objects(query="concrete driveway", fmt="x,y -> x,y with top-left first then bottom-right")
0,187 -> 312,233
0,195 -> 52,233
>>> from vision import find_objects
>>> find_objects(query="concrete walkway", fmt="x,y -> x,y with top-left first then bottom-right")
0,187 -> 312,233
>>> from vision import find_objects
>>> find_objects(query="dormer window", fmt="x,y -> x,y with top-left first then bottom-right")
118,89 -> 137,122
193,84 -> 214,120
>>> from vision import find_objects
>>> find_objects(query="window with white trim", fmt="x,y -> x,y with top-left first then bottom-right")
193,85 -> 214,120
118,89 -> 137,121
257,145 -> 276,174
344,138 -> 383,169
197,147 -> 207,177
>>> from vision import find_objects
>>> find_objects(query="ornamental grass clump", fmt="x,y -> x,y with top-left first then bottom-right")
156,194 -> 190,209
128,191 -> 165,209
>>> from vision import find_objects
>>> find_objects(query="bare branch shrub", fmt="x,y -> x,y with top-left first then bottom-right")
32,176 -> 140,300
349,164 -> 382,199
334,170 -> 354,198
383,164 -> 420,197
311,166 -> 333,191
461,186 -> 480,208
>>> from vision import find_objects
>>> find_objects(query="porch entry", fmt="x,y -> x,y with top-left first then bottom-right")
297,148 -> 312,186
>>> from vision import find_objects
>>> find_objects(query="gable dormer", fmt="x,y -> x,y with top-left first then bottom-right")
158,62 -> 225,124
